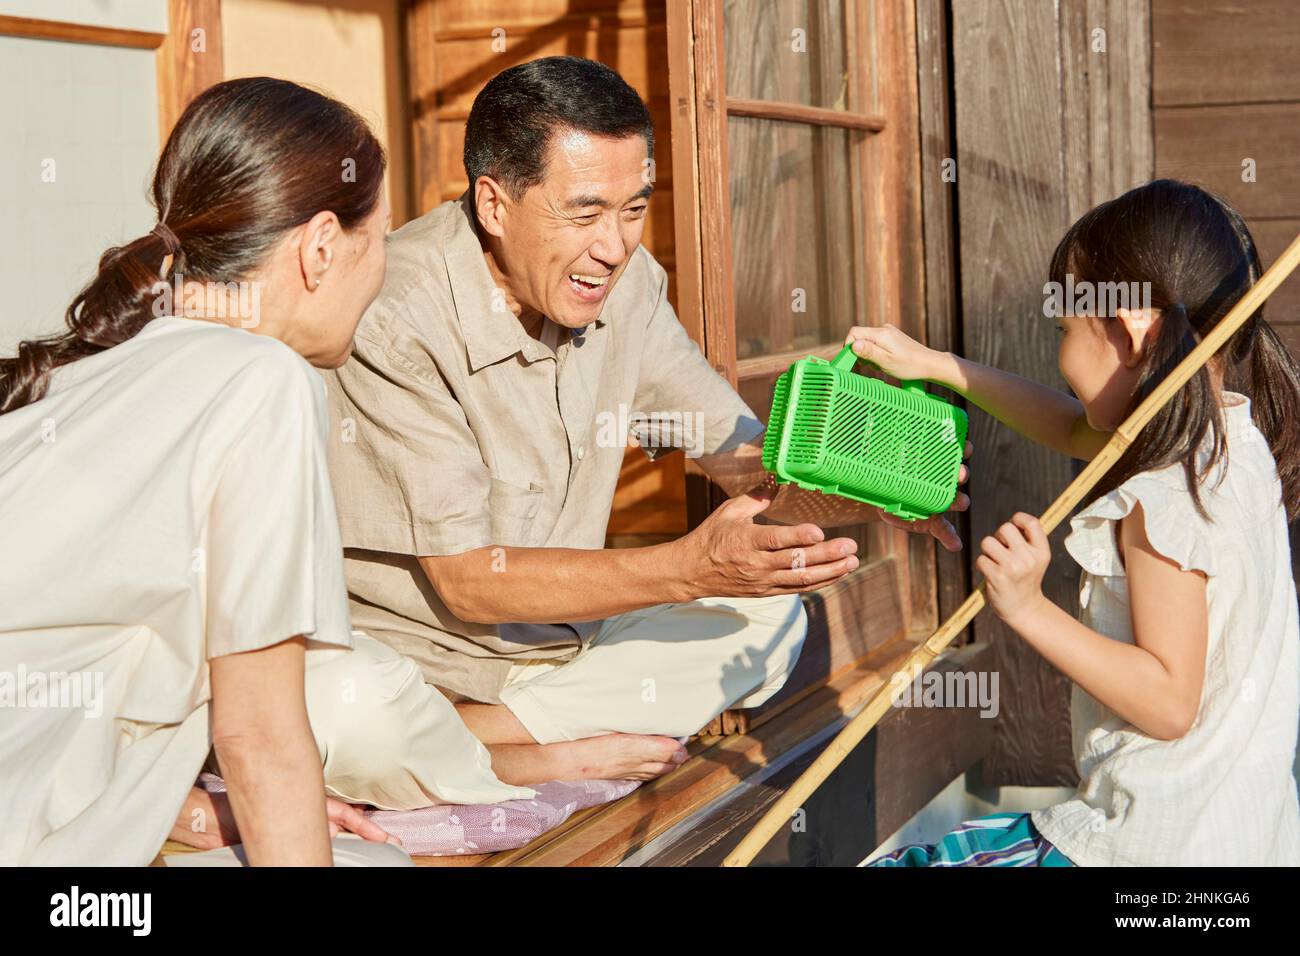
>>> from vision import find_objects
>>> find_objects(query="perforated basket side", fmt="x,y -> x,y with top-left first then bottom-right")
761,370 -> 792,473
800,369 -> 967,515
819,375 -> 966,515
765,357 -> 966,519
784,364 -> 836,471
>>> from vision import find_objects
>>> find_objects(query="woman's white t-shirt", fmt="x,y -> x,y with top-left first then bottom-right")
1032,391 -> 1300,865
0,316 -> 353,865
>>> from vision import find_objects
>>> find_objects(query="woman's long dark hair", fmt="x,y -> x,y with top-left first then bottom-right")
1052,179 -> 1300,521
0,77 -> 386,414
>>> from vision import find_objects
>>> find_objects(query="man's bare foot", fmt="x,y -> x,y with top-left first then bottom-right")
455,701 -> 536,744
487,734 -> 688,786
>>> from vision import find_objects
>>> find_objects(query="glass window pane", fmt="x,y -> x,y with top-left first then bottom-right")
728,116 -> 863,360
724,0 -> 848,109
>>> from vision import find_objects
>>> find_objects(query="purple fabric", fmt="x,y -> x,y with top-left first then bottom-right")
195,772 -> 640,857
362,779 -> 641,856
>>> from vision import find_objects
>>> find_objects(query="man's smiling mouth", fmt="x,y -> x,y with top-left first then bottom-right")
569,272 -> 609,289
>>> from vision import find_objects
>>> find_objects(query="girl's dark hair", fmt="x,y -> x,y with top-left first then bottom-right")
1051,178 -> 1300,521
0,76 -> 386,414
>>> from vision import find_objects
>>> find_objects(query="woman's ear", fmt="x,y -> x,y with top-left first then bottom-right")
296,210 -> 341,291
1115,306 -> 1161,368
473,176 -> 510,239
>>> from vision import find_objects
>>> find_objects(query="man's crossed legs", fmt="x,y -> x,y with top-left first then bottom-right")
303,594 -> 807,810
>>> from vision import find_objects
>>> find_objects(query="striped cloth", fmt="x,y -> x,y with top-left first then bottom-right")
866,812 -> 1075,867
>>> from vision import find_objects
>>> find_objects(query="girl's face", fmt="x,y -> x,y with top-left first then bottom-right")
1057,309 -> 1160,430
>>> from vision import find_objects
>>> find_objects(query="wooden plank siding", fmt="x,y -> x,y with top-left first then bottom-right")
1152,0 -> 1300,108
1152,0 -> 1300,360
950,0 -> 1153,788
915,0 -> 968,637
1151,0 -> 1300,585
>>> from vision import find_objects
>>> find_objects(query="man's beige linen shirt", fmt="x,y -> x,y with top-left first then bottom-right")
321,194 -> 764,703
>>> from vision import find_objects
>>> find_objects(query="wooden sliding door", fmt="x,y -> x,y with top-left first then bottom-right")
667,0 -> 932,729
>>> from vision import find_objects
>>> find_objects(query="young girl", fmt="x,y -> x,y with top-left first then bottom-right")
857,179 -> 1300,866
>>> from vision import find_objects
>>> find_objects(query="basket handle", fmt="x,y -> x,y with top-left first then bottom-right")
831,344 -> 927,396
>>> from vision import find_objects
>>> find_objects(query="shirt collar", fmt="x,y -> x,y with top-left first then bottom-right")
443,191 -> 606,373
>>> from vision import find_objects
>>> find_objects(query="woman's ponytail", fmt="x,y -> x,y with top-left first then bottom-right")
0,227 -> 177,413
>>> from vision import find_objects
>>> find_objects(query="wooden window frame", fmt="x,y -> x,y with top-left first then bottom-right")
667,0 -> 934,733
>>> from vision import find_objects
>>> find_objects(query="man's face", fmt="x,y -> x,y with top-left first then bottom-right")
497,129 -> 652,329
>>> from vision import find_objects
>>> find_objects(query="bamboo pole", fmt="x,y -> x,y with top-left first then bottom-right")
724,232 -> 1300,867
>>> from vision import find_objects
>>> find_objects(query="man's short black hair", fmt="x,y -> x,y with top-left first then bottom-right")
464,56 -> 654,199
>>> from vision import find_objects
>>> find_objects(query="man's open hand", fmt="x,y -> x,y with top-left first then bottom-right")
675,485 -> 860,597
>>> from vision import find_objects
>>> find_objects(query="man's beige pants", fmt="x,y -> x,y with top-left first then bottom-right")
302,594 -> 807,811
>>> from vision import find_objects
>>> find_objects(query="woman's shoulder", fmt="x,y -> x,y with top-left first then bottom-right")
27,317 -> 334,459
137,316 -> 325,411
138,321 -> 333,481
29,317 -> 322,424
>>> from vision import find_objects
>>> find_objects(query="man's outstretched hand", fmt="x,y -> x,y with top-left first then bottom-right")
673,484 -> 861,598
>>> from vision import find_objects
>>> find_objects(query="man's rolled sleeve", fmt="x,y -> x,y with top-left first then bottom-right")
630,253 -> 766,460
325,311 -> 492,557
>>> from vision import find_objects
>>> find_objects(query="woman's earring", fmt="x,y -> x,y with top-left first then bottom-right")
315,277 -> 322,288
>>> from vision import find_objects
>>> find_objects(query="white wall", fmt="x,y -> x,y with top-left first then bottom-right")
0,1 -> 166,354
221,0 -> 410,225
0,1 -> 165,32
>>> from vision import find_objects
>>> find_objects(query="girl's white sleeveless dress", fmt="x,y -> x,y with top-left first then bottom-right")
1032,391 -> 1300,865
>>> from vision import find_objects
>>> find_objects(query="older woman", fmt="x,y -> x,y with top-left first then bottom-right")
0,77 -> 406,865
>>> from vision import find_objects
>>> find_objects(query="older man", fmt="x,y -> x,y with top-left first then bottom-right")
310,56 -> 968,806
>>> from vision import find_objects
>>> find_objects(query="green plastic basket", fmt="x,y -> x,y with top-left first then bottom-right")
761,344 -> 968,520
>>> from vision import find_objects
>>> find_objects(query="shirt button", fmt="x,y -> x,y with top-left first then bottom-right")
576,445 -> 586,460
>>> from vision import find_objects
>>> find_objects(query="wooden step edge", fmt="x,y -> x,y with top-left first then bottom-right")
630,640 -> 997,866
493,638 -> 928,867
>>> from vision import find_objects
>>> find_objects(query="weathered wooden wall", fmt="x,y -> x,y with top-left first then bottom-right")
914,0 -> 968,638
1152,0 -> 1300,359
1151,0 -> 1300,587
949,0 -> 1153,787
